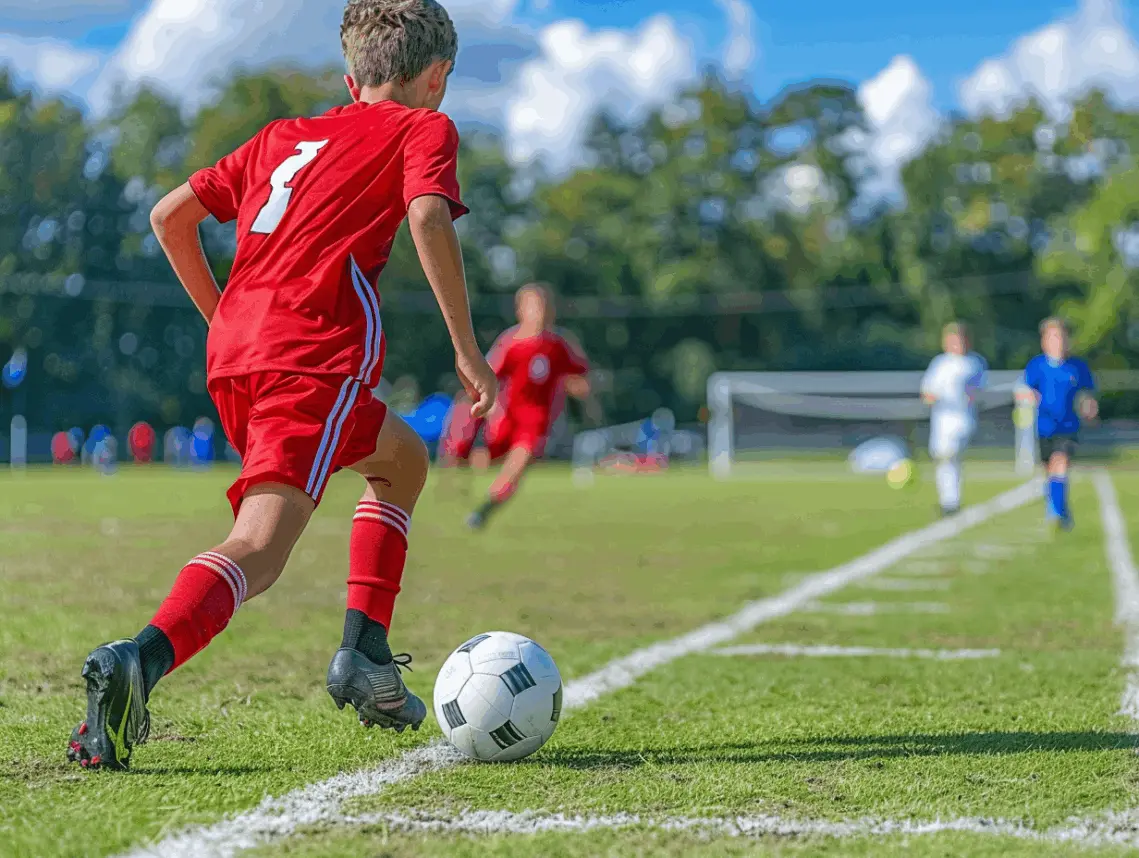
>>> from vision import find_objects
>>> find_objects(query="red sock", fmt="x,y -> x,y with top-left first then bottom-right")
347,500 -> 410,630
149,552 -> 246,672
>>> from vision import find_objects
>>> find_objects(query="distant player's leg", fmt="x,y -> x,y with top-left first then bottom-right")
930,420 -> 964,516
1046,439 -> 1075,530
327,410 -> 430,732
468,440 -> 534,530
69,484 -> 313,770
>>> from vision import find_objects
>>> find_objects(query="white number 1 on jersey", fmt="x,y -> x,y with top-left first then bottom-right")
250,140 -> 329,235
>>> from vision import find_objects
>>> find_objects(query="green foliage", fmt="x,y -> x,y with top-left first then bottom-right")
3,67 -> 1139,436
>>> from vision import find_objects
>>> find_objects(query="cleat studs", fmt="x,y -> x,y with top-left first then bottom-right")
80,759 -> 88,768
90,756 -> 102,766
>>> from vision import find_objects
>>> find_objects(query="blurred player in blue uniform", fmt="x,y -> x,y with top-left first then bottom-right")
1023,318 -> 1097,530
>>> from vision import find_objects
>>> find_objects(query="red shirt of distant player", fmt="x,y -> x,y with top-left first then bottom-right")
187,100 -> 467,514
483,328 -> 589,458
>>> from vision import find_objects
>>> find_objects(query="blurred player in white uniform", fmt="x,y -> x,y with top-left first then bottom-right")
920,322 -> 987,517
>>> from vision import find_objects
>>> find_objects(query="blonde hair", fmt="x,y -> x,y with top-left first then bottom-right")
341,0 -> 457,87
1039,317 -> 1068,337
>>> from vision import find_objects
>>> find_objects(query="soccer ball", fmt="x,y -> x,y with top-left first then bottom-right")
886,457 -> 916,490
433,631 -> 563,762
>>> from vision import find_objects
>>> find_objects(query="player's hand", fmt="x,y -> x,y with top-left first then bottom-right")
1080,396 -> 1099,421
456,350 -> 497,419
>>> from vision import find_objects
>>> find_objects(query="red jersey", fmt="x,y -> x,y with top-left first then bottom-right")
488,328 -> 589,420
188,100 -> 467,386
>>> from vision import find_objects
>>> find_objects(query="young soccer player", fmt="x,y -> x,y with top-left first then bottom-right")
1023,318 -> 1097,530
920,322 -> 987,516
465,283 -> 597,530
66,0 -> 497,771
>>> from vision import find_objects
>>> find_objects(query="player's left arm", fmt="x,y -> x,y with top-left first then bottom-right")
150,184 -> 221,324
1078,360 -> 1099,420
919,362 -> 938,406
559,331 -> 602,424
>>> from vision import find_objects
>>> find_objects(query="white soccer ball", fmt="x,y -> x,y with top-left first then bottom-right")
433,631 -> 563,762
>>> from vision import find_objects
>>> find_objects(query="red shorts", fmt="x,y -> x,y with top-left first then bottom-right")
209,372 -> 388,517
485,411 -> 552,460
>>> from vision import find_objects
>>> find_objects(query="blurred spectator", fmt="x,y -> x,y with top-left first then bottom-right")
128,422 -> 157,463
164,426 -> 192,466
405,393 -> 452,445
51,431 -> 76,464
191,417 -> 215,466
83,425 -> 110,466
93,434 -> 118,475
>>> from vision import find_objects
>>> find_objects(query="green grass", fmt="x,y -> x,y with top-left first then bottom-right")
0,464 -> 1136,856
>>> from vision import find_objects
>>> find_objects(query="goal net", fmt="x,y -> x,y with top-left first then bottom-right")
706,370 -> 1037,480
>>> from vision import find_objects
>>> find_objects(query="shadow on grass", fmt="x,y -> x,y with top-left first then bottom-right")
540,731 -> 1139,768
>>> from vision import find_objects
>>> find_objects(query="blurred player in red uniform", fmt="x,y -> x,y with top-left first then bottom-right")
461,283 -> 596,530
67,0 -> 497,771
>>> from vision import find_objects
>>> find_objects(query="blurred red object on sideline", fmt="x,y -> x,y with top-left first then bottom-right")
51,431 -> 76,464
129,421 -> 157,463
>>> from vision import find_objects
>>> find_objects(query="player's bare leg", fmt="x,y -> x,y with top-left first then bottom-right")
327,412 -> 431,732
468,445 -> 533,530
69,484 -> 313,770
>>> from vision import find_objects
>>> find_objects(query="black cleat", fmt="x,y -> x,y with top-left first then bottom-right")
68,640 -> 150,771
326,649 -> 426,733
940,505 -> 960,518
466,510 -> 486,531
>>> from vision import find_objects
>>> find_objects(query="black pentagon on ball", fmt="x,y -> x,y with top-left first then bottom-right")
441,699 -> 466,729
489,720 -> 527,749
456,633 -> 492,653
500,662 -> 536,696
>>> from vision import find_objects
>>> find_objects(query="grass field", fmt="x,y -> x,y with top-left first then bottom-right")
2,463 -> 1139,856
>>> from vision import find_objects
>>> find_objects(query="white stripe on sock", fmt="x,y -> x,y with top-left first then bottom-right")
200,551 -> 247,606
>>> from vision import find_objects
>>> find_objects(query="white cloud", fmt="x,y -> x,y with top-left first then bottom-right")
504,16 -> 697,172
856,55 -> 942,202
0,34 -> 102,95
87,0 -> 532,114
960,0 -> 1139,118
715,0 -> 758,80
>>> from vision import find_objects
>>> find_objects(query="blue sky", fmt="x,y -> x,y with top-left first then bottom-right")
3,0 -> 1130,109
2,0 -> 1138,176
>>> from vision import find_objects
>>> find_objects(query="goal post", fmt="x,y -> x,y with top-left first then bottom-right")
706,370 -> 1035,480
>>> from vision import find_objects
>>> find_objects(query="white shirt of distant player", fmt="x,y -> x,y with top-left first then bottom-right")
921,352 -> 987,423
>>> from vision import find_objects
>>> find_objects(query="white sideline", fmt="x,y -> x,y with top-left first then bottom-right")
711,643 -> 1000,661
122,481 -> 1039,858
337,806 -> 1139,849
1093,471 -> 1139,721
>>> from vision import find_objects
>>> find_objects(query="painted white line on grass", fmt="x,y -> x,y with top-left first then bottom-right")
711,643 -> 1000,661
802,601 -> 950,616
339,806 -> 1139,849
856,577 -> 951,592
122,481 -> 1039,858
1093,471 -> 1139,721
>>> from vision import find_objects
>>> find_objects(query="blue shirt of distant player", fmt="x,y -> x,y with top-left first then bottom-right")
1023,355 -> 1095,437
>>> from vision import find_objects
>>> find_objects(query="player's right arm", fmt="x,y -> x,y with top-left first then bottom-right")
919,356 -> 940,406
150,184 -> 221,324
1023,358 -> 1043,405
